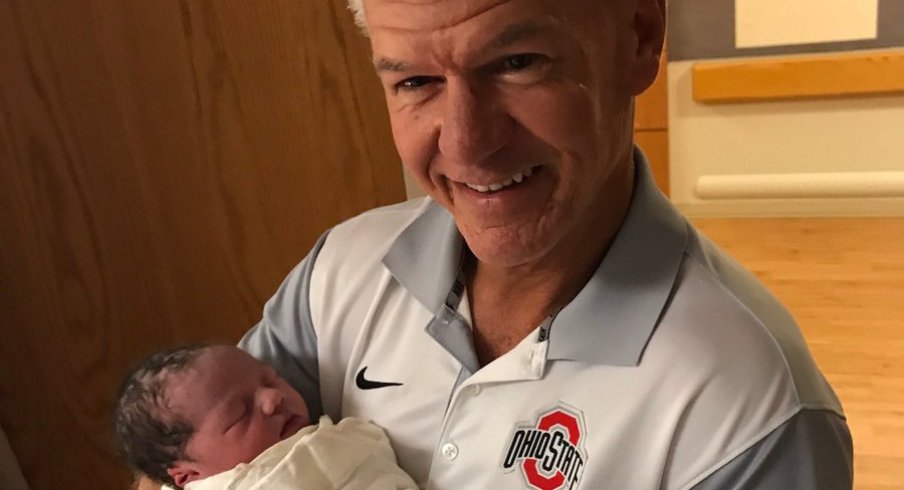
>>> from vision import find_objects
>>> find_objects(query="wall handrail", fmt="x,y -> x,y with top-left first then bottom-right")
693,50 -> 904,103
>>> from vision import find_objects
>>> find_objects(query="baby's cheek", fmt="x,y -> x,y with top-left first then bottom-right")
265,420 -> 284,448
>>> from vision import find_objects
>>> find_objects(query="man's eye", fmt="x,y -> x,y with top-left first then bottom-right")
501,53 -> 542,71
396,76 -> 437,91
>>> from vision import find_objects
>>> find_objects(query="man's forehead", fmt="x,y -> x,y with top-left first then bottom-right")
364,0 -> 623,50
363,0 -> 572,32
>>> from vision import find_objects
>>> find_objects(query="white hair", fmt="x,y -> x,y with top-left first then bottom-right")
346,0 -> 669,36
347,0 -> 369,35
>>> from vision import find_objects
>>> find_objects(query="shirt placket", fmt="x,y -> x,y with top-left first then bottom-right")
425,276 -> 554,488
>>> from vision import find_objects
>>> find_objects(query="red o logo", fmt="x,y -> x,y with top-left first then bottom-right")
522,410 -> 582,490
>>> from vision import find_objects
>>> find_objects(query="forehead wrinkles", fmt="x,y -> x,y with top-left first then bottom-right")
366,0 -> 514,32
370,0 -> 577,71
365,0 -> 620,32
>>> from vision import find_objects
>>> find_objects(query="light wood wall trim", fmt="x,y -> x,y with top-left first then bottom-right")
692,50 -> 904,103
635,46 -> 669,130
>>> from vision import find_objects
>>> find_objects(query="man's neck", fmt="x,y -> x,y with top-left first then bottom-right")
465,160 -> 635,365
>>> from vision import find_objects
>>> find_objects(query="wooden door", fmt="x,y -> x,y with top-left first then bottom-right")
635,47 -> 670,195
0,1 -> 404,488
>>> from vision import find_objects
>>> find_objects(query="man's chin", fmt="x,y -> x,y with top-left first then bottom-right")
463,228 -> 554,269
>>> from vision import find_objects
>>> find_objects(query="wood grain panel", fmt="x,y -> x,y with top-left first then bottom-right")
693,217 -> 904,490
0,0 -> 404,488
693,50 -> 904,103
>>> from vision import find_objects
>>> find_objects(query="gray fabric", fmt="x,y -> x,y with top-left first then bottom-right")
685,234 -> 844,414
382,203 -> 463,314
239,232 -> 329,419
669,0 -> 904,61
549,148 -> 687,366
425,304 -> 479,376
690,410 -> 853,490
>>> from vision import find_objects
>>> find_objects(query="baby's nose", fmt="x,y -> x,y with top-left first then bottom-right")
259,388 -> 284,416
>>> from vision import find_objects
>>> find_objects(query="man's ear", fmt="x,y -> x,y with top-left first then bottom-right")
630,0 -> 666,95
167,462 -> 201,488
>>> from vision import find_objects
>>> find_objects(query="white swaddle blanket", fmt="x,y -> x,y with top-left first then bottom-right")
177,416 -> 418,490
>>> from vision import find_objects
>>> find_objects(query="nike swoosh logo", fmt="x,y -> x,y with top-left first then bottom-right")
355,367 -> 403,390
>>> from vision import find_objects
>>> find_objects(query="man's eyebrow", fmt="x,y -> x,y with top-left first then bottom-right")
372,22 -> 558,74
374,58 -> 410,74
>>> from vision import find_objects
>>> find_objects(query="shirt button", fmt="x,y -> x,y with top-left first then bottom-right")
469,385 -> 482,396
441,442 -> 459,461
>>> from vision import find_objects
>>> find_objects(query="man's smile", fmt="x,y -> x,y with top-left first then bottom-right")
462,164 -> 541,193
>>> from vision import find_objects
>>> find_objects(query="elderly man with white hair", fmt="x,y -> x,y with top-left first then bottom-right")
242,0 -> 854,488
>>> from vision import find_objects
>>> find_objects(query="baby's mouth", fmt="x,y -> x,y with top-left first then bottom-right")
280,414 -> 304,439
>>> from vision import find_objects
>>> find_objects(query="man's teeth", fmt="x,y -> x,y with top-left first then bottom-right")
466,166 -> 536,193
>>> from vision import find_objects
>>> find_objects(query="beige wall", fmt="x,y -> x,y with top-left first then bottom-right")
668,57 -> 904,217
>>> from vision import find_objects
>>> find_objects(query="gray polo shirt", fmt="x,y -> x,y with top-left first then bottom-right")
241,150 -> 852,489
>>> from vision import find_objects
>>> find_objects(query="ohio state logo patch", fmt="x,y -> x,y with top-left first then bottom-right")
501,404 -> 588,490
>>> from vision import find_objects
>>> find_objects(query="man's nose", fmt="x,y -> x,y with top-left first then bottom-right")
437,80 -> 513,165
259,388 -> 284,416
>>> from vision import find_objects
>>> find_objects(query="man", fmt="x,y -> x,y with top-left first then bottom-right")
241,0 -> 853,488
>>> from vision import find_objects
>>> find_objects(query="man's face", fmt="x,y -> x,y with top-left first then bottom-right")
166,347 -> 310,486
367,0 -> 660,266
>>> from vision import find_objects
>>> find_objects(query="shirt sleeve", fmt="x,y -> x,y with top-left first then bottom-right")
689,409 -> 853,490
238,231 -> 330,420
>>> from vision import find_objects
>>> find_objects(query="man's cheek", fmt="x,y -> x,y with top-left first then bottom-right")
390,118 -> 424,161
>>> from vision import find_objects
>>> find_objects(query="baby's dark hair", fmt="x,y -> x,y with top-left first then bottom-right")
112,343 -> 214,487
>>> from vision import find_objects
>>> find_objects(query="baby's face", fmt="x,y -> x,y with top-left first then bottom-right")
165,346 -> 310,486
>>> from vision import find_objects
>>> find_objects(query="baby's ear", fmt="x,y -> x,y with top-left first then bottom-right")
167,463 -> 201,488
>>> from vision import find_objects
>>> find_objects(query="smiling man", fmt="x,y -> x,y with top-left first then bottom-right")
240,0 -> 853,488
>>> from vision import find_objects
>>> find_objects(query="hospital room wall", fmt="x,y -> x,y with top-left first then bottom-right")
668,57 -> 904,217
668,0 -> 904,217
0,1 -> 405,488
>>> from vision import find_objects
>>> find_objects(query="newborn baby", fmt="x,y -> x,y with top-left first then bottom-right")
113,343 -> 417,490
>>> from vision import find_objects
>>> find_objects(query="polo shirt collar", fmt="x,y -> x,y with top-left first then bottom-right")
382,201 -> 463,315
548,148 -> 688,366
383,147 -> 688,367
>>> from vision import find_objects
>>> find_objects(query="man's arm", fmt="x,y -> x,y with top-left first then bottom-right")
689,409 -> 853,490
238,232 -> 330,420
